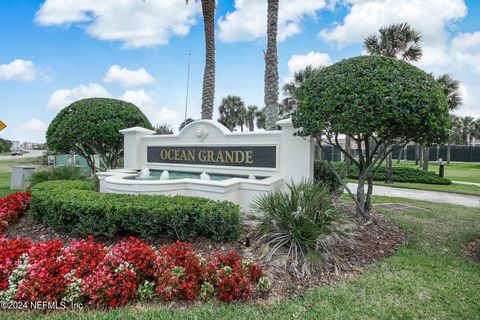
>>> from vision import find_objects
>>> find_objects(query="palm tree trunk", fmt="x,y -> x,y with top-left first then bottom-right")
264,0 -> 279,131
200,0 -> 215,120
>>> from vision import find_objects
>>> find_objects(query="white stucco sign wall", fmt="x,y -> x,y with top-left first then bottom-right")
98,119 -> 314,211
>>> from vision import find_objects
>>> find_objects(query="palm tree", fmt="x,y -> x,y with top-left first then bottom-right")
217,96 -> 246,132
436,73 -> 463,163
245,105 -> 258,132
364,22 -> 422,61
186,0 -> 215,119
264,0 -> 279,131
256,108 -> 266,130
282,66 -> 323,115
460,116 -> 475,145
364,22 -> 422,181
155,124 -> 173,135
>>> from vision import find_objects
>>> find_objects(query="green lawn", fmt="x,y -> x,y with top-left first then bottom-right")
347,178 -> 480,196
2,197 -> 478,319
0,172 -> 12,198
394,161 -> 480,184
0,157 -> 44,196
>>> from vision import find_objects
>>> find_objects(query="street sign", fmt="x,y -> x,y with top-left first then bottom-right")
0,121 -> 6,132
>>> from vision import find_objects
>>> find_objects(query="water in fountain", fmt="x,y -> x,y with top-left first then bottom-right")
248,174 -> 256,180
160,170 -> 169,180
200,172 -> 211,180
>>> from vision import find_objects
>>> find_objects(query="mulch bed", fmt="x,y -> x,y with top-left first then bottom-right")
464,237 -> 480,263
4,203 -> 406,304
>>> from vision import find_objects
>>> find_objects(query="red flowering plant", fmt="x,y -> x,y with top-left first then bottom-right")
0,193 -> 267,308
15,240 -> 70,302
0,191 -> 30,235
0,238 -> 32,291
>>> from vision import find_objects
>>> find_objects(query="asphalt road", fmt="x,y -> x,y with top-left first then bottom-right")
0,149 -> 45,161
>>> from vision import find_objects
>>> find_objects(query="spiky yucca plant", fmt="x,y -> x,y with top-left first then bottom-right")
251,180 -> 350,277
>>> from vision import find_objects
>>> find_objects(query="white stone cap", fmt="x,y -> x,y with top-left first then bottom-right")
119,126 -> 155,135
276,118 -> 292,126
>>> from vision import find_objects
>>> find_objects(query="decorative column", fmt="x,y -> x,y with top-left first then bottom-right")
120,127 -> 155,169
277,119 -> 315,184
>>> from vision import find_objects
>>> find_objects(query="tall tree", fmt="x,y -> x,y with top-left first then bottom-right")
436,73 -> 462,163
264,0 -> 279,130
186,0 -> 215,119
245,105 -> 258,132
282,66 -> 323,115
460,116 -> 475,145
364,22 -> 422,182
256,108 -> 266,130
292,56 -> 449,218
217,96 -> 246,132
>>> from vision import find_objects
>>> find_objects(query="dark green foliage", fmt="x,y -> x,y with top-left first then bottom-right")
29,166 -> 89,189
46,98 -> 152,173
0,138 -> 13,153
292,55 -> 450,216
251,181 -> 350,277
313,160 -> 347,196
30,180 -> 241,241
292,56 -> 450,146
348,166 -> 451,185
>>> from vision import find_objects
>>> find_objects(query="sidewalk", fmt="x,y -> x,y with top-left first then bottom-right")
346,183 -> 480,208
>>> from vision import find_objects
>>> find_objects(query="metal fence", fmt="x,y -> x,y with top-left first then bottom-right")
319,144 -> 480,162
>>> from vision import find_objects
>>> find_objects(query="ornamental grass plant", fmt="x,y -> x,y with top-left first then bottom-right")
251,180 -> 351,277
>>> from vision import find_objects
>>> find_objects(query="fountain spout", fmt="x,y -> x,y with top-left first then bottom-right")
200,172 -> 211,180
160,170 -> 169,180
139,167 -> 150,178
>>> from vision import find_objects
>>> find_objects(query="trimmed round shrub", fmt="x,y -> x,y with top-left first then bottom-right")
30,181 -> 241,241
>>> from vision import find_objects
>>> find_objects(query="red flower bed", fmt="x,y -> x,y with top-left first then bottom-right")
0,192 -> 267,308
0,191 -> 30,235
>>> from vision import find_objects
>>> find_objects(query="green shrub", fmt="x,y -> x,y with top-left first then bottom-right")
348,166 -> 451,185
314,160 -> 347,196
29,166 -> 89,189
30,180 -> 241,241
251,180 -> 350,277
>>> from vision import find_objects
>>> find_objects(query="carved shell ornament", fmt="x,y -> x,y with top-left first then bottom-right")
195,127 -> 209,141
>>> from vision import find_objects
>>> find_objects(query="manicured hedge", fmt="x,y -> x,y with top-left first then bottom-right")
30,180 -> 241,241
348,166 -> 451,185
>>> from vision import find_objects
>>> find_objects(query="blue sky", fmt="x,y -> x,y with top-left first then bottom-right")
1,0 -> 479,143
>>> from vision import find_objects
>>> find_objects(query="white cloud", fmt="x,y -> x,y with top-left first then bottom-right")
218,0 -> 328,42
120,90 -> 177,125
21,119 -> 48,142
35,0 -> 201,48
319,0 -> 467,47
22,119 -> 47,132
284,51 -> 332,82
103,65 -> 155,86
47,83 -> 111,110
0,59 -> 37,81
451,32 -> 480,74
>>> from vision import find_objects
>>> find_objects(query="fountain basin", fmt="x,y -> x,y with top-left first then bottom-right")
97,169 -> 283,212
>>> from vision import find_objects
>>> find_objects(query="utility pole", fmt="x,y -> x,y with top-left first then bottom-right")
184,51 -> 193,121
